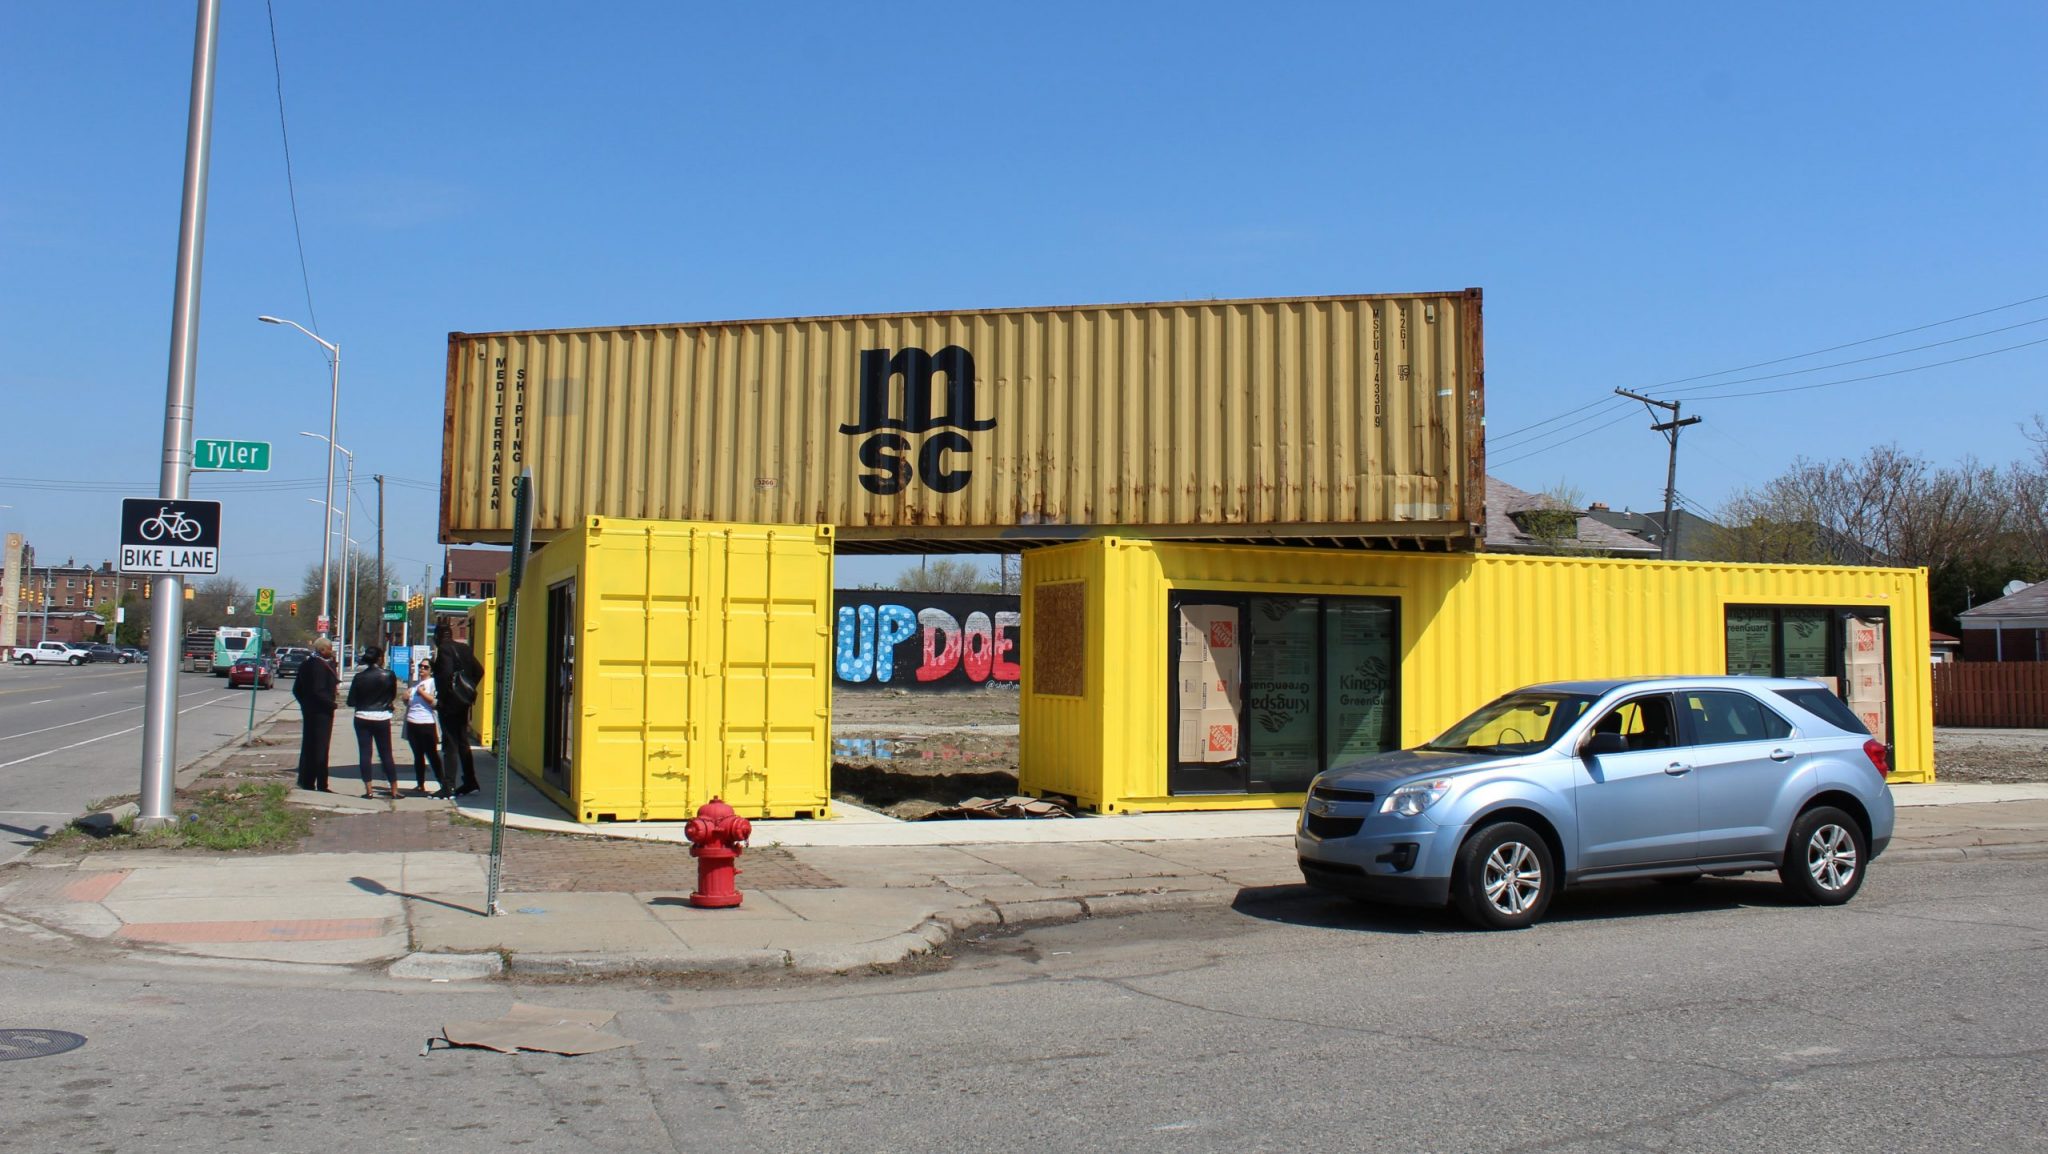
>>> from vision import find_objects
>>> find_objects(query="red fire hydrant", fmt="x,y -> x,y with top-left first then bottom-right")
684,797 -> 752,909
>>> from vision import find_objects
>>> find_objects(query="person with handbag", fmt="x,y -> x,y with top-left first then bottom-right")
345,645 -> 401,799
402,672 -> 444,797
430,623 -> 485,797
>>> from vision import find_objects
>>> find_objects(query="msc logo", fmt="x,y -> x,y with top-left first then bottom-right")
841,346 -> 995,495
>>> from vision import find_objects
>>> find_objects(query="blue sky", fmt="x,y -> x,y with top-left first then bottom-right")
4,1 -> 2044,594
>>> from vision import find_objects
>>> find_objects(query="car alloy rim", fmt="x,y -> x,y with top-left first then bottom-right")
1805,824 -> 1858,891
1483,841 -> 1543,915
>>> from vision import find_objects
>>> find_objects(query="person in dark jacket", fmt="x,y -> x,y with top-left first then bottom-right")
292,637 -> 340,792
430,623 -> 485,797
346,645 -> 401,799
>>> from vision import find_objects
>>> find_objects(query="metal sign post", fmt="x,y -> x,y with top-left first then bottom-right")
136,0 -> 221,830
485,471 -> 532,916
246,611 -> 270,735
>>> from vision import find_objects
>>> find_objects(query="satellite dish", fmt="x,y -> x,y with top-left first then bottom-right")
2006,580 -> 2034,597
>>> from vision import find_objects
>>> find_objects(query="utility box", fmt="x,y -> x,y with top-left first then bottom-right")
1020,539 -> 1934,813
505,517 -> 835,822
464,597 -> 498,747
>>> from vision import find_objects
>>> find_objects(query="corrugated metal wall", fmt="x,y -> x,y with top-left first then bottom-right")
505,517 -> 835,821
1019,540 -> 1933,812
443,292 -> 1483,549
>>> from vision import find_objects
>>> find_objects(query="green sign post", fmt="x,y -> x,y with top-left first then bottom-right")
246,611 -> 272,735
194,439 -> 271,472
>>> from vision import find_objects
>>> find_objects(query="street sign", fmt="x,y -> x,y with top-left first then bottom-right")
118,498 -> 221,575
255,587 -> 276,615
383,599 -> 406,622
316,615 -> 330,634
193,439 -> 271,472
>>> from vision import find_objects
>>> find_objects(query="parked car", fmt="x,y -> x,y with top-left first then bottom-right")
15,641 -> 92,665
275,649 -> 310,678
1296,677 -> 1895,930
120,647 -> 147,663
79,643 -> 130,664
227,657 -> 276,690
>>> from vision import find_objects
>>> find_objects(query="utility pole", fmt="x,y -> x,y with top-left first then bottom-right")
139,0 -> 220,829
374,473 -> 385,647
1614,389 -> 1702,561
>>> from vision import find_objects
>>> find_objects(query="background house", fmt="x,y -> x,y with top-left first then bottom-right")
1958,581 -> 2048,661
1484,478 -> 1659,556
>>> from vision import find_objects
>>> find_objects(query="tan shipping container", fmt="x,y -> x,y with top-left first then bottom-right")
442,291 -> 1485,550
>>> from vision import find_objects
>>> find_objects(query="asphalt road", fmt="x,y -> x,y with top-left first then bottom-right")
3,852 -> 2043,1152
0,662 -> 270,863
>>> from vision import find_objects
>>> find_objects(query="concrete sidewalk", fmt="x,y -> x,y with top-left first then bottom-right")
3,699 -> 2045,982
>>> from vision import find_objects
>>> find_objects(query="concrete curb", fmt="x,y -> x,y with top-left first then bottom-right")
1884,841 -> 2048,863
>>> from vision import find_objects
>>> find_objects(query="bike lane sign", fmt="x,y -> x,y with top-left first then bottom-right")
119,498 -> 222,575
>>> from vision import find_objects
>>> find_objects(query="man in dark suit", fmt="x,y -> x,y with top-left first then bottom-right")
430,623 -> 486,797
291,637 -> 340,791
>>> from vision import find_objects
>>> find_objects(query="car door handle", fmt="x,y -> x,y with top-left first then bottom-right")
1664,763 -> 1691,776
1769,748 -> 1794,762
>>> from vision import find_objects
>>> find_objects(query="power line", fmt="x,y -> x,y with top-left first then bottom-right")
1659,312 -> 2048,400
1489,291 -> 2048,453
266,0 -> 320,337
1641,290 -> 2048,389
1692,334 -> 2048,402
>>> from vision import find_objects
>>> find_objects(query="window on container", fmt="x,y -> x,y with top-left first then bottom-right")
1167,593 -> 1398,797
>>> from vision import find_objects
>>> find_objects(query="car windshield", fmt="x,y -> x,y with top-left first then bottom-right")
1424,692 -> 1596,755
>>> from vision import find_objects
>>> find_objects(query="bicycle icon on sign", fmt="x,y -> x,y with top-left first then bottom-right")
138,506 -> 205,543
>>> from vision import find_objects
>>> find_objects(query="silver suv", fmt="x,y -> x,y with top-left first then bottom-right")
1297,677 -> 1896,930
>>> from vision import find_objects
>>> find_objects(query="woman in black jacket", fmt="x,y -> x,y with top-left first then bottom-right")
291,638 -> 339,792
346,646 -> 401,799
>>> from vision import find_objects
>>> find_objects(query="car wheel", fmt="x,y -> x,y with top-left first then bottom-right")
1452,821 -> 1556,930
69,656 -> 84,666
1780,806 -> 1867,906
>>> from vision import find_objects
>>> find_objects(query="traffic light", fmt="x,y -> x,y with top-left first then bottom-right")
183,587 -> 195,601
290,601 -> 299,617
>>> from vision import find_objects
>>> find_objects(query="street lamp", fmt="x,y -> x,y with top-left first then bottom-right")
260,315 -> 340,639
298,431 -> 352,666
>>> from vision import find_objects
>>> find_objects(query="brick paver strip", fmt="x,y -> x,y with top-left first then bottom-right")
116,917 -> 390,943
61,869 -> 131,903
290,807 -> 835,891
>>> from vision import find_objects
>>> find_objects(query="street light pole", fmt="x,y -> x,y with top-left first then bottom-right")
138,0 -> 220,829
263,316 -> 340,638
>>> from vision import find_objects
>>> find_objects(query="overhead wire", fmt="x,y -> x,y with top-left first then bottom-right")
265,0 -> 320,338
1487,294 -> 2048,468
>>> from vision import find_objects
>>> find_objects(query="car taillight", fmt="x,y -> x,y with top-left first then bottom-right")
1863,739 -> 1890,778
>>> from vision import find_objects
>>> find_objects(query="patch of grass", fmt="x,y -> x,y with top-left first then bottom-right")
37,782 -> 309,855
176,782 -> 310,850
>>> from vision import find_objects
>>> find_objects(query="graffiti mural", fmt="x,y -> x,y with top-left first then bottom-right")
834,591 -> 1021,690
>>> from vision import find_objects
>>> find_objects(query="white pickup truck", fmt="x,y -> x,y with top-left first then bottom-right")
15,641 -> 90,666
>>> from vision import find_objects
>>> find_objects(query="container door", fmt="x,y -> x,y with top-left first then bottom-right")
543,580 -> 575,793
1167,596 -> 1247,794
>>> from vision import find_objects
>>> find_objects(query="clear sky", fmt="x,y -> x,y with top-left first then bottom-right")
5,1 -> 2044,594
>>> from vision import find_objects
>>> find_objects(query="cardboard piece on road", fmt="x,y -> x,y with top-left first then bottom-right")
438,1002 -> 635,1055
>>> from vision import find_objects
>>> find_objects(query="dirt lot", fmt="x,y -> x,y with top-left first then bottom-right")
829,689 -> 2048,814
1931,728 -> 2048,783
832,687 -> 1020,818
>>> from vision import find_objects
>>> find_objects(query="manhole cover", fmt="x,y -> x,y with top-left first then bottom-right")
0,1029 -> 86,1061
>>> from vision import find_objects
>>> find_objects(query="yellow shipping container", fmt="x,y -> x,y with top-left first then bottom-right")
464,597 -> 497,747
1020,539 -> 1932,813
443,291 -> 1485,551
504,517 -> 835,822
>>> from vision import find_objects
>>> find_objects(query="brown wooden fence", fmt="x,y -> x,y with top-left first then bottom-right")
1931,662 -> 2048,728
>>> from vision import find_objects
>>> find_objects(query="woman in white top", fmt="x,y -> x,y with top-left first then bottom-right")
403,674 -> 445,797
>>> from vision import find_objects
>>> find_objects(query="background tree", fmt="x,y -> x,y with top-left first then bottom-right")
292,547 -> 399,651
183,576 -> 251,632
1718,442 -> 2043,632
888,557 -> 1001,594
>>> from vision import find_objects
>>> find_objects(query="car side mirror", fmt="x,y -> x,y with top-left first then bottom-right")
1581,732 -> 1628,757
